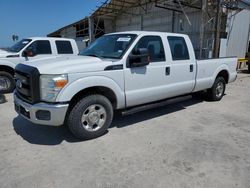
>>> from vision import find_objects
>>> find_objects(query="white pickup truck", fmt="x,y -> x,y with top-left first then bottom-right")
0,37 -> 79,93
14,31 -> 237,139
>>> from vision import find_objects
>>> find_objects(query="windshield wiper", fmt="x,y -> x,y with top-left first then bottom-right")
6,48 -> 17,53
85,54 -> 103,59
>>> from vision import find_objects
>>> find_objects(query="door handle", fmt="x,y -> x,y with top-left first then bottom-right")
165,67 -> 170,75
190,65 -> 194,72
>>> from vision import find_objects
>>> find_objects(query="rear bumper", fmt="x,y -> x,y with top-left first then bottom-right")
14,93 -> 69,126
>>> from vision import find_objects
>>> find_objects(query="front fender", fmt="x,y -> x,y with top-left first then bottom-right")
56,76 -> 125,109
0,60 -> 16,69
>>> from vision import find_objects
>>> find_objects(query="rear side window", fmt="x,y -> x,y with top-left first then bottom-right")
26,40 -> 52,55
56,41 -> 73,54
133,36 -> 165,62
168,36 -> 189,60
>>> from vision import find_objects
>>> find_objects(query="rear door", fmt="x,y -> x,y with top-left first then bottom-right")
55,40 -> 74,54
165,36 -> 196,95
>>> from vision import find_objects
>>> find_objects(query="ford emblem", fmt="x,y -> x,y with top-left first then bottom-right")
16,79 -> 22,89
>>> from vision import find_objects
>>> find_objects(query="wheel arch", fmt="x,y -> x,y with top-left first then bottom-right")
69,86 -> 118,110
57,76 -> 125,109
0,65 -> 15,76
216,70 -> 229,84
212,64 -> 230,85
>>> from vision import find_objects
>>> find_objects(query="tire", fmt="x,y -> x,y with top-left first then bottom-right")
67,94 -> 113,140
0,71 -> 15,94
207,77 -> 226,101
248,62 -> 250,73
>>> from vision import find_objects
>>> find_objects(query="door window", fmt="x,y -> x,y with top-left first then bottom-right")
168,36 -> 190,60
133,36 -> 165,62
56,41 -> 73,54
25,40 -> 52,55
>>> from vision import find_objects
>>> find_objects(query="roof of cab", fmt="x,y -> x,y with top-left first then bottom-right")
106,31 -> 189,37
27,37 -> 75,41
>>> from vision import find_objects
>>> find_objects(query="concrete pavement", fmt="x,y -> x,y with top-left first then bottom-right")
0,73 -> 250,188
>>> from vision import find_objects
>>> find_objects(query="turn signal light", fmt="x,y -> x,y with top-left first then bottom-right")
55,79 -> 68,88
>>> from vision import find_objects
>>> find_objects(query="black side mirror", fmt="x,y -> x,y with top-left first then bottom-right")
23,50 -> 35,57
128,48 -> 150,68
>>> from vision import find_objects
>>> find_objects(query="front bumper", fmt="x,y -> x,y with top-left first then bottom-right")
14,93 -> 69,126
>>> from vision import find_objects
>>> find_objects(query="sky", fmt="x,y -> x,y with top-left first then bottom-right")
0,0 -> 102,47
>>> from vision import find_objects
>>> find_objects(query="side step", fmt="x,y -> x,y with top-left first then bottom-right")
122,95 -> 192,116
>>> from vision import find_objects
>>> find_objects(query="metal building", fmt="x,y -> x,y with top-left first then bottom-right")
48,0 -> 250,59
223,8 -> 250,58
47,17 -> 105,50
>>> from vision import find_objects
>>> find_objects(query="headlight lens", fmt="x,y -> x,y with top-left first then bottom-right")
40,74 -> 68,102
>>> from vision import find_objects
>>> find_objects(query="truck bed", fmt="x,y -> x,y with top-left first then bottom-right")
194,57 -> 238,92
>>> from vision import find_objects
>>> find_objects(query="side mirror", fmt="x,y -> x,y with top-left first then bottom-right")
23,50 -> 34,57
128,48 -> 150,68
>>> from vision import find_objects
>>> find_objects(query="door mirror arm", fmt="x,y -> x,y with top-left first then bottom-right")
23,50 -> 35,58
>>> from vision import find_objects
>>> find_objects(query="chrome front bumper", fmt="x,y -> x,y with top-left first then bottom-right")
14,93 -> 69,126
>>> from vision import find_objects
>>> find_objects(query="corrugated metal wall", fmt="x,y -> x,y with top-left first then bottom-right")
115,5 -> 173,32
226,9 -> 250,58
113,2 -> 214,58
60,26 -> 76,38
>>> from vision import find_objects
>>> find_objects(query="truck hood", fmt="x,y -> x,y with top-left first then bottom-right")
0,49 -> 19,58
25,55 -> 115,74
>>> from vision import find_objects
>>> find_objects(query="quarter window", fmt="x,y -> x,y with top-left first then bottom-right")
168,36 -> 190,60
133,36 -> 165,62
56,41 -> 73,54
25,40 -> 52,55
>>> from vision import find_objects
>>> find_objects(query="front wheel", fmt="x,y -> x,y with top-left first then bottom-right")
0,71 -> 15,93
67,94 -> 113,140
207,77 -> 226,101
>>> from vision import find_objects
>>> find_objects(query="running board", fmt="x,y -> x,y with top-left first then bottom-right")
122,95 -> 192,116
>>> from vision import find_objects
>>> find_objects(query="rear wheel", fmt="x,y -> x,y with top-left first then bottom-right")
207,77 -> 226,101
67,94 -> 113,140
0,71 -> 15,93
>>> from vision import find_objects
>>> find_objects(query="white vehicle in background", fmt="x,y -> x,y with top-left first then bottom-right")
14,31 -> 237,140
0,37 -> 79,93
0,49 -> 7,53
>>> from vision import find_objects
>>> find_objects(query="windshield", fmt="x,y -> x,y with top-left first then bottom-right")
80,34 -> 137,59
8,39 -> 32,53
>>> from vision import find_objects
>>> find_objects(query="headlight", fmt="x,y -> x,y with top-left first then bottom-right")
40,74 -> 68,102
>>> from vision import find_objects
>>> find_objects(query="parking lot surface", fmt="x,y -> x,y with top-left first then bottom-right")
0,73 -> 250,188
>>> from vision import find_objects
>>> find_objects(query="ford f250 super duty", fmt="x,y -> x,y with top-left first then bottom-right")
0,37 -> 78,93
14,31 -> 237,139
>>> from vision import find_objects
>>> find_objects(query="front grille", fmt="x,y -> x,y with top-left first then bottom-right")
15,64 -> 40,104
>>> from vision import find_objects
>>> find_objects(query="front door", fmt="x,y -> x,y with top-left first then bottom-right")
21,40 -> 53,61
124,35 -> 170,107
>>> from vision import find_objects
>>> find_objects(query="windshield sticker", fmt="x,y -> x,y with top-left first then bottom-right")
117,37 -> 131,42
22,41 -> 29,44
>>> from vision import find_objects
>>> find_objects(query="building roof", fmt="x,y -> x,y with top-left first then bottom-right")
47,0 -> 250,37
239,0 -> 250,9
47,17 -> 88,37
241,0 -> 250,5
90,0 -> 202,18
